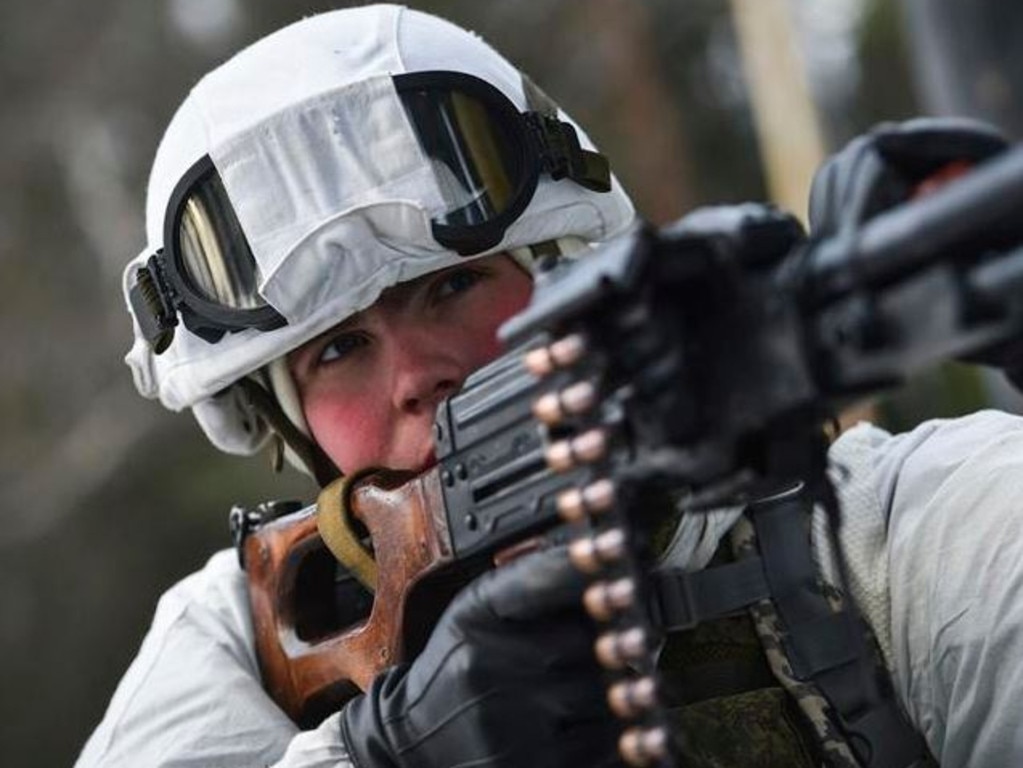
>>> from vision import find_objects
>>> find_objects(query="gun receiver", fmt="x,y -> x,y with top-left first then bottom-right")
242,145 -> 1023,750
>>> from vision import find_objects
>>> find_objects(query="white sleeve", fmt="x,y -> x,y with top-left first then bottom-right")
872,410 -> 1023,767
812,420 -> 897,665
74,549 -> 355,768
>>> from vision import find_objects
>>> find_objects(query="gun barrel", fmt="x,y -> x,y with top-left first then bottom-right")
809,143 -> 1023,302
969,245 -> 1023,304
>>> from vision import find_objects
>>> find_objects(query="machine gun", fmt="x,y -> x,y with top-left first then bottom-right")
236,144 -> 1023,765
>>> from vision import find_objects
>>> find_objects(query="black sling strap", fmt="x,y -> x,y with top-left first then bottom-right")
749,485 -> 930,768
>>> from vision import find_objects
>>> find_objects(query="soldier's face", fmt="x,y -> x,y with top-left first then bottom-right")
288,254 -> 533,474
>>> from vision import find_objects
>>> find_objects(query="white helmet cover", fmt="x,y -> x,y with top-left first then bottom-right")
125,4 -> 635,455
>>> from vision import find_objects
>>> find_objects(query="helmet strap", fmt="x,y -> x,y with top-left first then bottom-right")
236,377 -> 341,487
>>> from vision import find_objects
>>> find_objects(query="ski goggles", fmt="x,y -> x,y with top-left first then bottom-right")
129,71 -> 612,353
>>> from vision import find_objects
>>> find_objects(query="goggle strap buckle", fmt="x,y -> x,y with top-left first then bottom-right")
525,112 -> 612,193
128,253 -> 179,354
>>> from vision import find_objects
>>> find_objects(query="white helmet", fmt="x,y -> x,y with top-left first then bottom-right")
124,4 -> 635,479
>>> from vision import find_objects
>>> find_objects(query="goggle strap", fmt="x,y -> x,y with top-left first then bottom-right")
522,73 -> 611,193
129,254 -> 179,354
179,306 -> 229,345
573,147 -> 612,193
524,113 -> 612,193
521,71 -> 559,118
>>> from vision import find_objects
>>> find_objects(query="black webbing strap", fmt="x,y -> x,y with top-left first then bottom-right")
750,486 -> 929,767
650,556 -> 771,631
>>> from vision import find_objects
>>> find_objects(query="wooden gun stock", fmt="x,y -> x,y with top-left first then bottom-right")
244,467 -> 455,726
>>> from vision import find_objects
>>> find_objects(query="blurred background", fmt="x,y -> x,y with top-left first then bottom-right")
2,0 -> 1021,763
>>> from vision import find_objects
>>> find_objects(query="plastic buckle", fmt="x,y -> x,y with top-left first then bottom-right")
526,112 -> 590,180
650,569 -> 699,632
228,504 -> 264,570
128,253 -> 179,354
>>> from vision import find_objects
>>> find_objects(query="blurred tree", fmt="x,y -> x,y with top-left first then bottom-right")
729,0 -> 827,222
901,0 -> 1023,138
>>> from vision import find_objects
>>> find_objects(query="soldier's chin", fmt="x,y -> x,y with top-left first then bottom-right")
417,451 -> 438,472
385,451 -> 438,474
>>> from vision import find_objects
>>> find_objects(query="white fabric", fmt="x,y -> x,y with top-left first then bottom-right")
658,504 -> 744,572
877,410 -> 1023,765
123,4 -> 635,456
812,420 -> 896,667
74,549 -> 354,768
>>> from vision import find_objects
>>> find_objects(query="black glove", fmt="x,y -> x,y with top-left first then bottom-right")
808,116 -> 1008,237
340,547 -> 622,768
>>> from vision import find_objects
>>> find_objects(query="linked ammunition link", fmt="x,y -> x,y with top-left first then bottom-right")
528,333 -> 675,768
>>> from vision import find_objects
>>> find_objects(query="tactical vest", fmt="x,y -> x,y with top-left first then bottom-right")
652,485 -> 936,768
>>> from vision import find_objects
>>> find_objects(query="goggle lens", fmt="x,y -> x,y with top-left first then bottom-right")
178,170 -> 266,310
399,81 -> 524,231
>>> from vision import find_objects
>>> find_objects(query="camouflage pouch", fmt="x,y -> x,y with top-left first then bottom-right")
657,560 -> 823,767
667,687 -> 821,768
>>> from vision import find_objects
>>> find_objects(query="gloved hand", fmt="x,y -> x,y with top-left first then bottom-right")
340,546 -> 622,768
808,116 -> 1008,237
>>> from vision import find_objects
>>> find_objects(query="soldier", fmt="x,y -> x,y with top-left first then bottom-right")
78,5 -> 633,767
